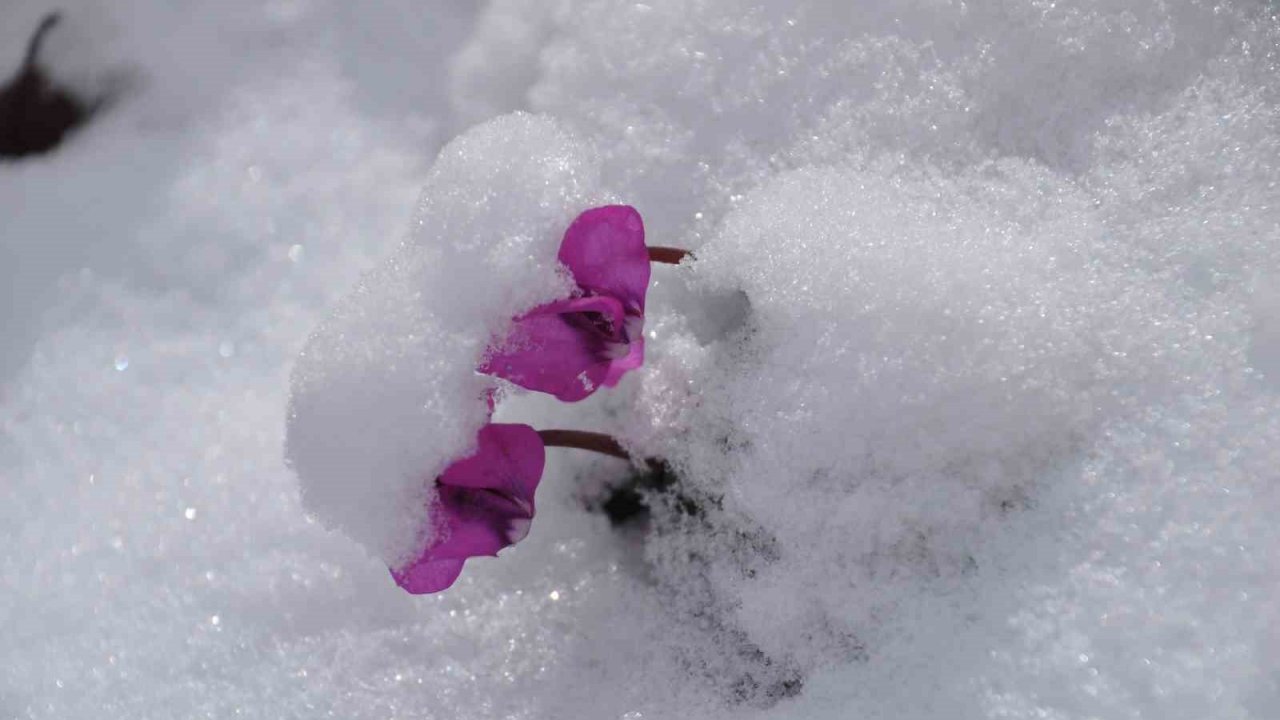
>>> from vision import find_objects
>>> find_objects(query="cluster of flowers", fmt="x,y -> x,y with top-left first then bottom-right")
394,205 -> 682,593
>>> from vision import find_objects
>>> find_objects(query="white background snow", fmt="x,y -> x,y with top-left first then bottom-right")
2,1 -> 1279,718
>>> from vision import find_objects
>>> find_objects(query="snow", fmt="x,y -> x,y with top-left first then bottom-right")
2,0 -> 1279,719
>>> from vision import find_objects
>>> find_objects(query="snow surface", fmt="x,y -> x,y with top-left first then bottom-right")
3,1 -> 1280,719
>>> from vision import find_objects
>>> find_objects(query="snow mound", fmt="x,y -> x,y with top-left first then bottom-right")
287,112 -> 601,566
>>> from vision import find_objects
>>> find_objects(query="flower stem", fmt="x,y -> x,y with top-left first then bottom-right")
537,429 -> 630,460
648,246 -> 692,265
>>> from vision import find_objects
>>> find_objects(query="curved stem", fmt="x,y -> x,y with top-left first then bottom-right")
24,13 -> 61,70
648,246 -> 692,265
537,429 -> 630,460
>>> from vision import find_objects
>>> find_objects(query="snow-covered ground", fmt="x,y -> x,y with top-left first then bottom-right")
2,1 -> 1279,718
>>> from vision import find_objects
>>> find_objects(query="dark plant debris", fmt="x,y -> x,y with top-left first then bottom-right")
0,12 -> 101,159
599,458 -> 704,526
594,457 -> 805,707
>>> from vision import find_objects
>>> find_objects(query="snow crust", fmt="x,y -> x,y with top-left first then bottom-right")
2,0 -> 1279,718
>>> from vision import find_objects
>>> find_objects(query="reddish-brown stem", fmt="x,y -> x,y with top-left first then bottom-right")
648,246 -> 692,265
537,429 -> 630,460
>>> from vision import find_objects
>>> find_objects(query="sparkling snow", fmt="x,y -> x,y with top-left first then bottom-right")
2,1 -> 1278,719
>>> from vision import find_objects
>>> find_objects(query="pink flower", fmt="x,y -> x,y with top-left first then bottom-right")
480,205 -> 650,402
392,423 -> 545,594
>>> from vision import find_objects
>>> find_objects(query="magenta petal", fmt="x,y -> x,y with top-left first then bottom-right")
559,205 -> 651,312
479,206 -> 651,402
426,497 -> 513,560
479,296 -> 627,402
439,424 -> 545,506
392,423 -> 545,595
392,558 -> 465,594
602,332 -> 644,388
544,294 -> 629,328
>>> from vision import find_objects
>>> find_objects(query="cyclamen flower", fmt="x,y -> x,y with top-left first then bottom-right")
480,205 -> 650,402
392,423 -> 545,594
